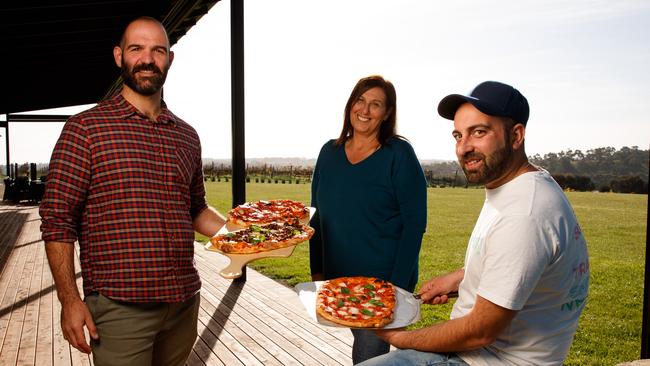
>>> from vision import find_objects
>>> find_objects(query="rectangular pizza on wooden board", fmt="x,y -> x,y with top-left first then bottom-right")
204,204 -> 315,279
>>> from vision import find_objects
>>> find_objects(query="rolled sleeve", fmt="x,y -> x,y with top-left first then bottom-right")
40,116 -> 91,243
189,140 -> 208,219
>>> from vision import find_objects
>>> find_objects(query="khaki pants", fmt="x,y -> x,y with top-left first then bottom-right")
86,292 -> 200,366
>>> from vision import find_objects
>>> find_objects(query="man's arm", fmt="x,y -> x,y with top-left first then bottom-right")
418,268 -> 465,304
377,295 -> 516,352
192,206 -> 226,237
45,241 -> 98,354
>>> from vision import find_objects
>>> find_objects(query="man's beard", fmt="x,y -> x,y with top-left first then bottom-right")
460,136 -> 514,185
121,58 -> 168,96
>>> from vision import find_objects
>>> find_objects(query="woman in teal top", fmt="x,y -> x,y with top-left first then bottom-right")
310,75 -> 427,364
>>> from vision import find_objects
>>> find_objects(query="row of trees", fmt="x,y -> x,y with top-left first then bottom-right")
529,146 -> 648,192
551,173 -> 648,194
10,147 -> 648,194
203,162 -> 313,183
212,146 -> 648,193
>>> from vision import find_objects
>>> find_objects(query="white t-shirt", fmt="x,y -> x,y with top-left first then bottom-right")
452,170 -> 589,366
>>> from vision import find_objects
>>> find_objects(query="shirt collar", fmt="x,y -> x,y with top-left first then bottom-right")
109,92 -> 177,125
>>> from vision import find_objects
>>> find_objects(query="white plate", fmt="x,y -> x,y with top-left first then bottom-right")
295,281 -> 421,329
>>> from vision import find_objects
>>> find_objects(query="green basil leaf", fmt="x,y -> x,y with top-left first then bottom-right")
341,287 -> 350,294
251,234 -> 265,244
363,284 -> 376,291
337,299 -> 344,308
361,309 -> 374,316
348,296 -> 360,303
369,299 -> 385,307
224,232 -> 235,238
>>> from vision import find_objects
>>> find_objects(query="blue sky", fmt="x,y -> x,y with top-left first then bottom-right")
4,0 -> 649,163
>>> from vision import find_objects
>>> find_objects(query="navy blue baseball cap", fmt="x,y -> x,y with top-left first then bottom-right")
437,81 -> 530,125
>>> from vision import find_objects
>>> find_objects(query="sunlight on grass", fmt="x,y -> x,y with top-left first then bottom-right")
200,181 -> 647,365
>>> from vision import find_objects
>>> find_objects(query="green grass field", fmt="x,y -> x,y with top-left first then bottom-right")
199,181 -> 648,365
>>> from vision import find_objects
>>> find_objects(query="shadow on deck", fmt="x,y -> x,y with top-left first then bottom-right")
0,204 -> 353,365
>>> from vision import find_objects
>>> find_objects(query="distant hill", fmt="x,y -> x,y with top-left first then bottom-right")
202,157 -> 450,168
201,146 -> 649,192
202,157 -> 316,167
16,147 -> 644,192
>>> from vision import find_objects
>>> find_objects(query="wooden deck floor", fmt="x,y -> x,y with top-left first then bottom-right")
0,204 -> 353,365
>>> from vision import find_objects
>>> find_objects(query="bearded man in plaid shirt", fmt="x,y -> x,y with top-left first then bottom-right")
40,16 -> 226,366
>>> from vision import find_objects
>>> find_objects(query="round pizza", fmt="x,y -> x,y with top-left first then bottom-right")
316,277 -> 396,328
227,199 -> 310,227
210,219 -> 314,254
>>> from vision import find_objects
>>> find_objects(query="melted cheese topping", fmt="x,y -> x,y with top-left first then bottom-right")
318,278 -> 394,321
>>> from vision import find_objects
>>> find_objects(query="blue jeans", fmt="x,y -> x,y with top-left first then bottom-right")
351,329 -> 390,364
357,349 -> 469,366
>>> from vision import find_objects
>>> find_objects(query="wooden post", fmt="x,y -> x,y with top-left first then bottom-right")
231,0 -> 247,282
1,120 -> 9,177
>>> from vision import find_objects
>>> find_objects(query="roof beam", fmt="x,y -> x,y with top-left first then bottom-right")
6,114 -> 70,123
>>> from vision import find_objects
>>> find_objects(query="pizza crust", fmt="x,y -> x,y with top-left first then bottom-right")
210,222 -> 314,254
316,304 -> 393,328
315,277 -> 396,328
227,216 -> 253,228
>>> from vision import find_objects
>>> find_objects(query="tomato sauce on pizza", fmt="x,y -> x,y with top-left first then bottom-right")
316,277 -> 396,328
228,199 -> 309,227
210,219 -> 314,254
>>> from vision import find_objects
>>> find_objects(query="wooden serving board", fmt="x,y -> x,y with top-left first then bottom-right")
204,243 -> 298,279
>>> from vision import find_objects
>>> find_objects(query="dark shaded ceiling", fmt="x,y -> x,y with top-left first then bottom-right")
0,0 -> 220,114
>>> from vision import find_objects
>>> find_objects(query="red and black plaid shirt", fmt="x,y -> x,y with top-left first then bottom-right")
40,93 -> 207,302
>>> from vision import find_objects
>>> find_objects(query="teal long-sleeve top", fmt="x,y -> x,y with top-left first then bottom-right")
309,137 -> 427,292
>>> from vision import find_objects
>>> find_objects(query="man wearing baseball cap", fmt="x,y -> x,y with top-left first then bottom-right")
359,81 -> 590,365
